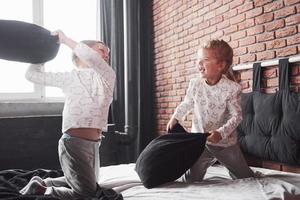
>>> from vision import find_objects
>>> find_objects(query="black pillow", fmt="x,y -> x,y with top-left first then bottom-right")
0,19 -> 60,63
135,123 -> 208,188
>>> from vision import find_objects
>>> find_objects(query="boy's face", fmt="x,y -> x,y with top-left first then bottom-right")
92,43 -> 110,63
196,48 -> 225,82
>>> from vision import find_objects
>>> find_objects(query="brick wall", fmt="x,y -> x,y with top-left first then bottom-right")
153,0 -> 300,134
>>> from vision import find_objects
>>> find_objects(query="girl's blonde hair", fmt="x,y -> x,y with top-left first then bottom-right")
201,39 -> 236,82
72,40 -> 107,65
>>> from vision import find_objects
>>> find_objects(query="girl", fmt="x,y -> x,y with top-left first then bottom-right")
20,30 -> 116,199
166,39 -> 254,182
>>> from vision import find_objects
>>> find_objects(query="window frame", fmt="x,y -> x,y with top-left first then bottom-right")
0,0 -> 100,103
0,0 -> 100,118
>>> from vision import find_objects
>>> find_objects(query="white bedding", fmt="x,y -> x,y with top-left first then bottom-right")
98,163 -> 300,200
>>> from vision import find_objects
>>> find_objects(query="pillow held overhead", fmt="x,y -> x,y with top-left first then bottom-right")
135,123 -> 208,189
0,19 -> 60,64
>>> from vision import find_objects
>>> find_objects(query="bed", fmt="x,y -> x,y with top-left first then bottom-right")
98,163 -> 300,200
1,163 -> 300,200
1,59 -> 299,200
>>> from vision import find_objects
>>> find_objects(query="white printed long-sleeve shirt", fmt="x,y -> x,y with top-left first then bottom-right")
25,43 -> 116,133
173,76 -> 242,147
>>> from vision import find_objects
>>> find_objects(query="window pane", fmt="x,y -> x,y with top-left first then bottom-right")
43,0 -> 97,98
0,0 -> 33,93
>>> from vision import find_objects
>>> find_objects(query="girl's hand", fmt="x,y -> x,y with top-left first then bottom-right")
166,117 -> 178,132
207,131 -> 222,143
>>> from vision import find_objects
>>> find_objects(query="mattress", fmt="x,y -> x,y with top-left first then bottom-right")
98,163 -> 300,200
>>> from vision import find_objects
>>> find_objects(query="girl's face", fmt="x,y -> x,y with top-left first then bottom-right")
196,48 -> 225,85
92,43 -> 110,63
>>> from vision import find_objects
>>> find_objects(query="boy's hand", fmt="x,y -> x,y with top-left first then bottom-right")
51,30 -> 67,44
166,117 -> 178,132
207,131 -> 222,143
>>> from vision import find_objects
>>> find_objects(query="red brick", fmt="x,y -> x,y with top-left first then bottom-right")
239,36 -> 256,47
224,25 -> 238,35
229,0 -> 245,9
256,32 -> 275,42
229,40 -> 239,49
254,0 -> 274,7
261,87 -> 278,93
217,20 -> 230,30
266,39 -> 287,49
263,68 -> 278,78
231,30 -> 247,40
246,7 -> 263,18
248,43 -> 266,53
291,66 -> 300,76
203,0 -> 215,6
238,2 -> 254,13
204,25 -> 217,34
266,77 -> 279,87
255,13 -> 274,25
240,70 -> 253,80
211,30 -> 224,39
240,54 -> 256,63
247,25 -> 264,36
275,26 -> 298,38
287,34 -> 300,46
264,1 -> 284,13
192,15 -> 204,26
297,4 -> 300,12
291,76 -> 300,84
210,15 -> 224,25
230,13 -> 246,25
242,87 -> 253,93
276,46 -> 298,57
256,51 -> 276,60
223,0 -> 233,4
216,4 -> 230,15
238,18 -> 255,30
209,0 -> 223,10
284,0 -> 300,6
224,9 -> 238,19
290,86 -> 299,93
234,46 -> 248,56
197,6 -> 209,16
274,6 -> 296,19
265,19 -> 285,32
285,14 -> 300,26
240,81 -> 250,89
198,21 -> 210,29
233,56 -> 240,65
204,10 -> 216,21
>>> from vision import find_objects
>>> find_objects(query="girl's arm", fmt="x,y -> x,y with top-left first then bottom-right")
25,64 -> 68,88
216,87 -> 243,139
172,79 -> 195,122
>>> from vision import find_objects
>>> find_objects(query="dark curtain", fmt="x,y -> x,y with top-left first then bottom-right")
99,0 -> 125,132
99,0 -> 155,162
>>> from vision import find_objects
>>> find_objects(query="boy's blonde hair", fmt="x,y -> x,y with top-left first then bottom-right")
72,40 -> 107,65
200,39 -> 236,81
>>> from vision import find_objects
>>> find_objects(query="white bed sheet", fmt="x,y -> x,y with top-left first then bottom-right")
98,163 -> 300,200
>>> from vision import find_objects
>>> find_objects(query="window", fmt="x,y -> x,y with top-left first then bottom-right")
0,0 -> 99,101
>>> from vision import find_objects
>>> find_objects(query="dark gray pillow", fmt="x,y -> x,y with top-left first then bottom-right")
0,20 -> 60,63
135,123 -> 208,188
237,60 -> 300,165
